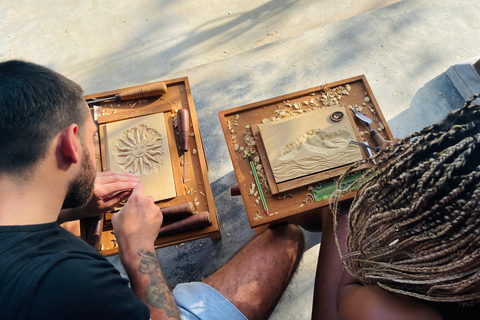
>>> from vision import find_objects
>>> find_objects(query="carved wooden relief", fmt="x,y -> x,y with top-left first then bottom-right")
105,113 -> 176,201
258,106 -> 363,183
115,124 -> 163,175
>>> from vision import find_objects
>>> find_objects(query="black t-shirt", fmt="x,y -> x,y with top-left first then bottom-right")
0,221 -> 150,320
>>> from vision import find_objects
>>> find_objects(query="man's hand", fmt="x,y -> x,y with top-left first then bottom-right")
111,184 -> 163,255
58,171 -> 139,223
111,185 -> 180,320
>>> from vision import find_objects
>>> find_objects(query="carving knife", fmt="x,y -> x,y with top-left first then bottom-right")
349,140 -> 380,152
364,141 -> 377,165
351,107 -> 386,146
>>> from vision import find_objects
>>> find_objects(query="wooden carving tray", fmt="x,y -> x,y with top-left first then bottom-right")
219,75 -> 394,229
82,77 -> 221,256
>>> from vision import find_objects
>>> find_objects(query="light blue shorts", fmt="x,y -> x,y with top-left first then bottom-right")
173,282 -> 247,320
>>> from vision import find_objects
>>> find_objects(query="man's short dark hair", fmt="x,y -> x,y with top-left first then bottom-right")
0,60 -> 86,177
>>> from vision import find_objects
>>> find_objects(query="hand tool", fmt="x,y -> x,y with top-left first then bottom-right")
230,184 -> 241,197
351,107 -> 386,146
161,202 -> 194,222
158,211 -> 211,237
364,141 -> 377,165
349,140 -> 381,152
248,154 -> 269,215
178,109 -> 190,183
86,82 -> 167,105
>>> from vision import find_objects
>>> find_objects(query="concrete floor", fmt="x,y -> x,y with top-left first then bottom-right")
2,0 -> 480,318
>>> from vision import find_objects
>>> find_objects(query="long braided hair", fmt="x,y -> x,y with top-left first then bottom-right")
332,93 -> 480,304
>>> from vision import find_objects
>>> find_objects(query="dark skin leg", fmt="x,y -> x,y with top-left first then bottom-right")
204,224 -> 305,320
311,202 -> 349,320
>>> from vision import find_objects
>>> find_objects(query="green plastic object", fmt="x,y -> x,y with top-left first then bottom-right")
311,171 -> 365,202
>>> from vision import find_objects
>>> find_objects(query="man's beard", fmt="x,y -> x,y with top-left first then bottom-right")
61,146 -> 96,209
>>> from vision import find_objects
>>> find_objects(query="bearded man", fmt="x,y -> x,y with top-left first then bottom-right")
0,60 -> 304,320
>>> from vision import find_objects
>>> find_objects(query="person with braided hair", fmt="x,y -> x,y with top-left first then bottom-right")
309,94 -> 480,320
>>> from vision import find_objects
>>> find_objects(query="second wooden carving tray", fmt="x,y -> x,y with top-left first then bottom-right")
219,75 -> 394,229
84,77 -> 221,256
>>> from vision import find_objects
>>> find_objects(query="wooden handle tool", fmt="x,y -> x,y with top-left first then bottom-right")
370,129 -> 386,146
86,82 -> 167,104
158,211 -> 211,237
178,109 -> 190,183
161,202 -> 195,222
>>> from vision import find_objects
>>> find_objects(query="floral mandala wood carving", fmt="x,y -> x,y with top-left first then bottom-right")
115,124 -> 164,174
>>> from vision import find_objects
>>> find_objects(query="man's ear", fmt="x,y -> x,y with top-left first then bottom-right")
60,124 -> 81,164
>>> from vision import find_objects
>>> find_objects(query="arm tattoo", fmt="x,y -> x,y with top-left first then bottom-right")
138,249 -> 179,319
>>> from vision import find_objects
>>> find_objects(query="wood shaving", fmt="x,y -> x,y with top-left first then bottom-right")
199,191 -> 206,197
234,114 -> 240,120
194,197 -> 200,210
234,144 -> 239,151
364,97 -> 370,103
249,182 -> 256,196
222,223 -> 226,229
172,114 -> 178,128
227,233 -> 231,237
178,243 -> 185,248
303,193 -> 315,205
276,194 -> 294,200
185,186 -> 194,195
192,148 -> 198,155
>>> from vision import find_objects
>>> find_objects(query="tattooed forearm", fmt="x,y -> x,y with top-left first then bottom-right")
138,249 -> 180,319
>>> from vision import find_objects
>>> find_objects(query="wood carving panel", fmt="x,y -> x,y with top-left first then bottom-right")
258,106 -> 363,183
115,124 -> 163,175
105,113 -> 176,201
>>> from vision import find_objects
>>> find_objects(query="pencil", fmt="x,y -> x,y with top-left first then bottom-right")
248,154 -> 269,215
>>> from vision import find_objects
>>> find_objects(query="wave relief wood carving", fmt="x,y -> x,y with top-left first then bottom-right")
258,106 -> 363,183
105,113 -> 176,201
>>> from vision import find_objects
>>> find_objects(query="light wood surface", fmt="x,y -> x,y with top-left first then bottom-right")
258,106 -> 363,183
219,75 -> 394,229
105,113 -> 176,202
82,78 -> 221,256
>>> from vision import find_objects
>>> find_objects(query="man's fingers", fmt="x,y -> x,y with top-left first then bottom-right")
103,190 -> 132,208
102,181 -> 139,197
96,172 -> 139,184
131,183 -> 145,197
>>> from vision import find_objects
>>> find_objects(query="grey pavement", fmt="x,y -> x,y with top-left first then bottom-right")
2,0 -> 480,318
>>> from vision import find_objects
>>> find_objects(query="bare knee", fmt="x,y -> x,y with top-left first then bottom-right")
268,224 -> 305,260
270,224 -> 304,244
